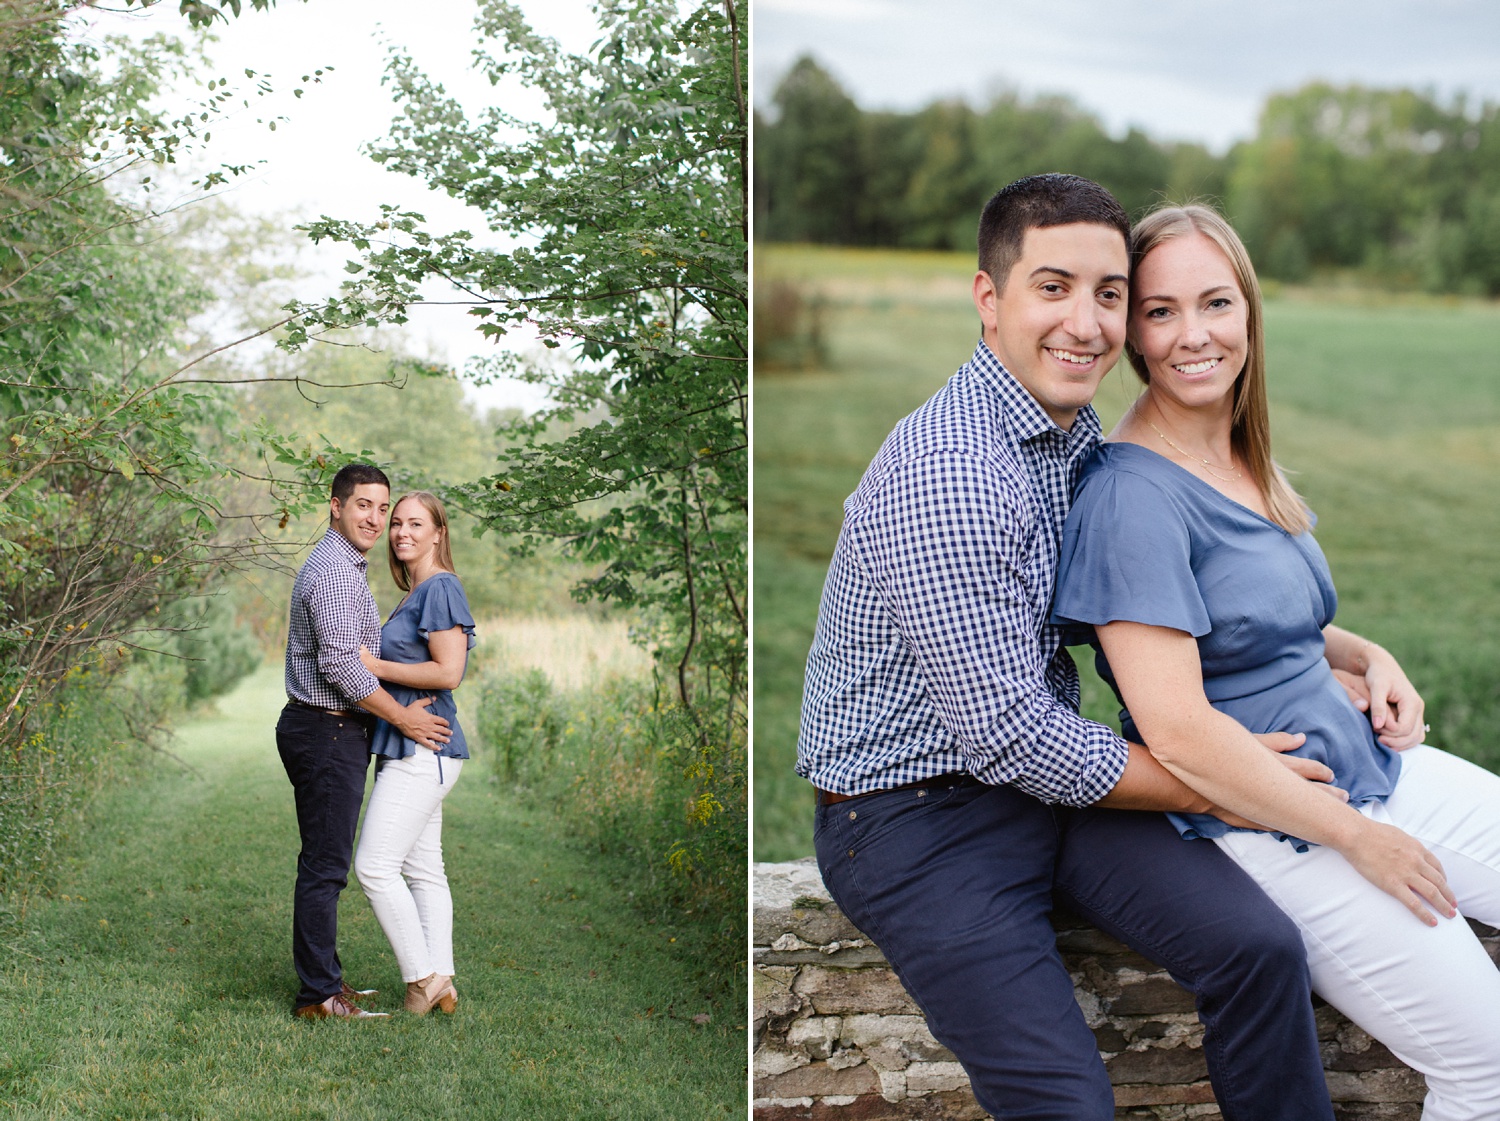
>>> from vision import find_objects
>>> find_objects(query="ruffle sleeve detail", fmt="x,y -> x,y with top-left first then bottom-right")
415,573 -> 477,650
1052,459 -> 1211,638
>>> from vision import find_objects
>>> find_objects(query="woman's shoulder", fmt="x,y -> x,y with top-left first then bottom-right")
412,570 -> 476,635
409,570 -> 467,599
1075,442 -> 1185,507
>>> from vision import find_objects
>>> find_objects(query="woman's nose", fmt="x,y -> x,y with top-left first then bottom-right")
1180,314 -> 1209,348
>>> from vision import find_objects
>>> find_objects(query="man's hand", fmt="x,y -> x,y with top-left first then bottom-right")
394,696 -> 451,751
1333,667 -> 1370,712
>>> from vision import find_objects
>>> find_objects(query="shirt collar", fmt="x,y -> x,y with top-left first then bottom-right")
965,338 -> 1103,452
323,526 -> 370,571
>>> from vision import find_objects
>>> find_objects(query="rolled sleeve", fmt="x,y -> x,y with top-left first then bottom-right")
861,451 -> 1129,805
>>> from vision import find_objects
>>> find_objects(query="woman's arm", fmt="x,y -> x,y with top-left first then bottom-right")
1099,619 -> 1455,926
360,626 -> 468,691
1323,624 -> 1426,749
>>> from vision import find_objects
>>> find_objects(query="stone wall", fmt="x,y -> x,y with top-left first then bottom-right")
753,858 -> 1500,1121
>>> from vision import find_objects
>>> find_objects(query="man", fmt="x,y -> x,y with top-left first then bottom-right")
277,463 -> 451,1020
798,175 -> 1337,1118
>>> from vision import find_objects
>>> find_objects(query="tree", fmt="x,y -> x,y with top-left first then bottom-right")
758,55 -> 863,243
0,1 -> 346,781
293,0 -> 747,740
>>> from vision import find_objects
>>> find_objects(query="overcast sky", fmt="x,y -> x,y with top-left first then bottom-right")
753,0 -> 1500,152
87,0 -> 603,413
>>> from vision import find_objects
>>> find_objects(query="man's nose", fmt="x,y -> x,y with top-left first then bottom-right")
1062,295 -> 1100,341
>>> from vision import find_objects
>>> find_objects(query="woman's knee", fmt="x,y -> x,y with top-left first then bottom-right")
354,843 -> 398,890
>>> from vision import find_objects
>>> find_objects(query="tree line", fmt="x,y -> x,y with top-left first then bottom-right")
755,56 -> 1500,294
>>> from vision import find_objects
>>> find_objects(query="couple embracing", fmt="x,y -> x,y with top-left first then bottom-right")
799,175 -> 1500,1118
275,464 -> 475,1020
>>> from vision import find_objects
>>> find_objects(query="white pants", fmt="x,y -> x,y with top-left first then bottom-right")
354,752 -> 463,982
1215,745 -> 1500,1121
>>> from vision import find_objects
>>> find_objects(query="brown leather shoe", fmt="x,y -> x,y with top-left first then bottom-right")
295,993 -> 390,1020
340,981 -> 378,1003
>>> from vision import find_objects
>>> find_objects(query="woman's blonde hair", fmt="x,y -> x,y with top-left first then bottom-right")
386,490 -> 458,592
1126,204 -> 1311,534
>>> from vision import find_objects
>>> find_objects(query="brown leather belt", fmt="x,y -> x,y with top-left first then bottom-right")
288,698 -> 365,719
816,772 -> 972,806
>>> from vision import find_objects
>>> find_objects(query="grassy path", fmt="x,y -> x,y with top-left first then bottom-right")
0,665 -> 744,1119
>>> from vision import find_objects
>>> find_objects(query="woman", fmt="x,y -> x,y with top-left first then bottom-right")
354,490 -> 475,1015
1053,205 -> 1500,1119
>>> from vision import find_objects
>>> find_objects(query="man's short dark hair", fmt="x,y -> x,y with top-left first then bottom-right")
977,174 -> 1130,292
331,463 -> 390,505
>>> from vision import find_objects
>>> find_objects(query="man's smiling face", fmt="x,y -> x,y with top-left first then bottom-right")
329,482 -> 390,555
973,222 -> 1129,430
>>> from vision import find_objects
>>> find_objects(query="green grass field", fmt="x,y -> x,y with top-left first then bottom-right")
0,665 -> 744,1119
754,244 -> 1500,862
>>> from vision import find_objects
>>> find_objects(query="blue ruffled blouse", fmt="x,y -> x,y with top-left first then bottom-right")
1051,442 -> 1400,844
369,571 -> 476,761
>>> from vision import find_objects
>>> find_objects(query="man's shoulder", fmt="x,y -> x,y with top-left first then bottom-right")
861,367 -> 1025,490
293,531 -> 364,595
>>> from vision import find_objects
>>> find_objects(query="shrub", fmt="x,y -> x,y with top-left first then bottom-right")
472,666 -> 746,999
753,277 -> 828,371
169,592 -> 263,706
0,653 -> 178,913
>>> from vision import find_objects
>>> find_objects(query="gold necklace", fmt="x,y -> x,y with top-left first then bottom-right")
1146,421 -> 1242,482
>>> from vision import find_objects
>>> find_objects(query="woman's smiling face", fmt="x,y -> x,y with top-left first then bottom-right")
388,496 -> 442,571
1129,232 -> 1249,413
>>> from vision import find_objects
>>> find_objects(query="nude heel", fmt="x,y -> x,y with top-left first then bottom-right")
405,972 -> 458,1015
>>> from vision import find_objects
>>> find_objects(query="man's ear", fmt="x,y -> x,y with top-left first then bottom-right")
329,497 -> 342,523
973,269 -> 1000,338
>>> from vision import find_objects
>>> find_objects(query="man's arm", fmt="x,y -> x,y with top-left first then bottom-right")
304,570 -> 450,748
305,575 -> 383,704
859,452 -> 1127,805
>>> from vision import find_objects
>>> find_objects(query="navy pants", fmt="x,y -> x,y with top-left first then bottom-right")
275,703 -> 372,1009
815,777 -> 1334,1121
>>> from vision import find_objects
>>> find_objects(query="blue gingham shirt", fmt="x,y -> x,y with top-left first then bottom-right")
284,528 -> 382,711
797,341 -> 1129,806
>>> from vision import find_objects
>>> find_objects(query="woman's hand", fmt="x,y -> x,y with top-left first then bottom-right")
359,645 -> 380,675
1338,816 -> 1456,927
1361,647 -> 1426,750
1325,627 -> 1426,750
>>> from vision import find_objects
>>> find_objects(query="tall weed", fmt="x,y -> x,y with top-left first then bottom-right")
471,618 -> 745,1000
0,659 -> 169,917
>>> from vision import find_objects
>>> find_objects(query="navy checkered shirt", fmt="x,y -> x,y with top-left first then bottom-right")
284,528 -> 382,711
797,340 -> 1129,806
